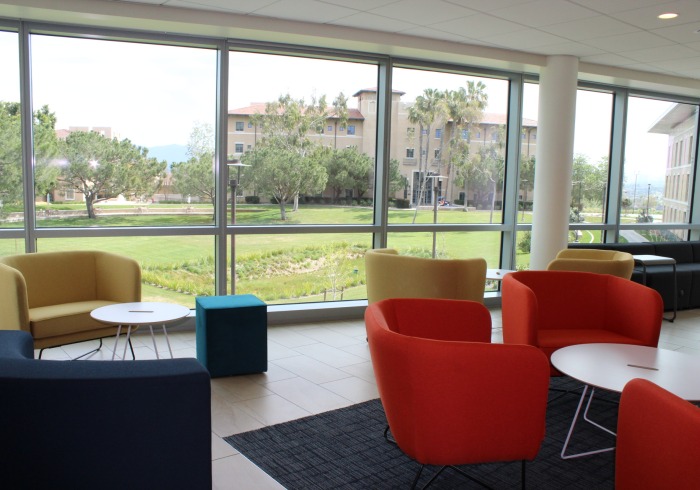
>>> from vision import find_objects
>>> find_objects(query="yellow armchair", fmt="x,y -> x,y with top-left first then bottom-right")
0,251 -> 141,355
546,248 -> 634,279
364,248 -> 487,304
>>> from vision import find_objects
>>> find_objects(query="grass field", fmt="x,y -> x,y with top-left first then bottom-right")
1,203 -> 611,307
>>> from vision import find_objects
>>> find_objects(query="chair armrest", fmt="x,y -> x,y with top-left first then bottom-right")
0,264 -> 30,332
604,277 -> 662,346
95,251 -> 142,302
501,274 -> 539,346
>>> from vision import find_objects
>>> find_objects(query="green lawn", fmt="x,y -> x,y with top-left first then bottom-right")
2,203 -> 530,306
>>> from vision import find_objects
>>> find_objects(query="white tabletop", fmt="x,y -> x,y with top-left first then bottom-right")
91,302 -> 191,326
486,268 -> 514,281
551,343 -> 700,401
632,254 -> 676,265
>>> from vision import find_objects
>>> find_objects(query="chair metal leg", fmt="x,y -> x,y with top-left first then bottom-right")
39,338 -> 104,360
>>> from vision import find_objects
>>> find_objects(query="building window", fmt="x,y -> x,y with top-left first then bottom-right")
461,129 -> 469,140
406,148 -> 415,158
64,188 -> 75,201
434,148 -> 440,158
435,128 -> 442,139
328,125 -> 333,132
407,127 -> 415,137
347,125 -> 356,135
235,143 -> 244,153
248,121 -> 253,128
235,121 -> 244,131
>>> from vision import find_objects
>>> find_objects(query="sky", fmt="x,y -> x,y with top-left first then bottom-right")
0,30 -> 675,187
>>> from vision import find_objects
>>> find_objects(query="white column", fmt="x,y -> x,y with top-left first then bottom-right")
530,55 -> 579,270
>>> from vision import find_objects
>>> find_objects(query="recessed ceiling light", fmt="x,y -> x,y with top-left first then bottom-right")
658,12 -> 678,20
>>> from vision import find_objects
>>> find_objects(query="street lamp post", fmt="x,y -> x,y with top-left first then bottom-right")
227,162 -> 250,294
521,179 -> 528,221
429,174 -> 448,258
632,172 -> 638,215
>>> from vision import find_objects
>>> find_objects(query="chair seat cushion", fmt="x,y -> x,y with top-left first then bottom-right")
30,300 -> 117,339
538,329 -> 648,359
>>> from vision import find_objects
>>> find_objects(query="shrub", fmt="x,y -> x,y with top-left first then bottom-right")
245,195 -> 260,204
395,198 -> 410,209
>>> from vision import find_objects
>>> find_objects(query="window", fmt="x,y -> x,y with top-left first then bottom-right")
235,143 -> 244,153
461,129 -> 469,140
434,148 -> 440,158
248,121 -> 253,128
435,128 -> 442,139
30,35 -> 217,229
0,31 -> 22,229
407,127 -> 415,137
327,125 -> 333,132
623,97 -> 698,240
406,148 -> 415,158
235,121 -> 244,131
347,125 -> 355,135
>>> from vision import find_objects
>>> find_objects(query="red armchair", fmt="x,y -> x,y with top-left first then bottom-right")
502,270 -> 663,375
365,298 -> 550,489
617,379 -> 700,490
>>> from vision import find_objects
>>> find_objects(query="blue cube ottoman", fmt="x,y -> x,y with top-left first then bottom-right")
195,294 -> 267,377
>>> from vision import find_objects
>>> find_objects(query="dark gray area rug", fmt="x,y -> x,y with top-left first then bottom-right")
225,377 -> 618,489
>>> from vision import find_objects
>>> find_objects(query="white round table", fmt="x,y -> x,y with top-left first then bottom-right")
91,302 -> 191,360
551,343 -> 700,459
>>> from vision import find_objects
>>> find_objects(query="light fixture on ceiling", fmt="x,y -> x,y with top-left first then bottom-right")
658,12 -> 678,20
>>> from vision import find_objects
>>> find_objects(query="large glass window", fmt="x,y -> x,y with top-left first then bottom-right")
30,35 -> 217,227
622,97 -> 697,242
389,68 -> 509,225
0,30 -> 21,229
227,52 -> 378,225
570,89 -> 613,234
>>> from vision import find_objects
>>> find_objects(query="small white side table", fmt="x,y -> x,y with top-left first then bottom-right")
486,268 -> 515,281
551,343 -> 700,459
91,302 -> 191,360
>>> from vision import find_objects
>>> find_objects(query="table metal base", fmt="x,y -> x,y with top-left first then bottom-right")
561,385 -> 617,459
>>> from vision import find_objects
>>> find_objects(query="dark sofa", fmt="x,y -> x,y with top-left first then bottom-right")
0,330 -> 212,490
569,241 -> 700,312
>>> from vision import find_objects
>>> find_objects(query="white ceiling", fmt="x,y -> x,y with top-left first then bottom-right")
114,0 -> 700,81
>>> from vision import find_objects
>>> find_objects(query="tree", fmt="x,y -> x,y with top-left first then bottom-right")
242,143 -> 327,220
243,94 -> 333,219
171,123 -> 216,206
408,88 -> 443,222
0,102 -> 59,207
60,131 -> 166,218
443,82 -> 488,201
331,93 -> 349,149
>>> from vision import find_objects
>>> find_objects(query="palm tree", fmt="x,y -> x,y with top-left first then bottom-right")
445,81 -> 488,208
408,88 -> 443,223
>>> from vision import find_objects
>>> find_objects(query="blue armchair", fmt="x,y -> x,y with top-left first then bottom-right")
0,330 -> 212,490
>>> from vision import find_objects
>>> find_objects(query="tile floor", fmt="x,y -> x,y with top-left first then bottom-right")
37,307 -> 700,489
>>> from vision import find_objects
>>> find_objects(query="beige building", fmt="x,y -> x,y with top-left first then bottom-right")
228,88 -> 537,207
650,104 -> 698,237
